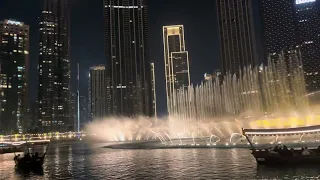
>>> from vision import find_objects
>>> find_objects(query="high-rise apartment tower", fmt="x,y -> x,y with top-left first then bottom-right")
217,0 -> 257,75
89,65 -> 107,120
103,0 -> 153,117
0,19 -> 29,134
38,0 -> 71,132
261,0 -> 320,92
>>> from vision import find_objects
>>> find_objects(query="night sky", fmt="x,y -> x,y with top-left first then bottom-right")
0,0 -> 261,116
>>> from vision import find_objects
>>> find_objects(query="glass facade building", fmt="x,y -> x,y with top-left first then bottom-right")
0,20 -> 29,134
295,0 -> 320,92
261,0 -> 320,92
89,65 -> 107,120
261,0 -> 297,63
103,0 -> 153,117
217,0 -> 257,75
38,0 -> 71,132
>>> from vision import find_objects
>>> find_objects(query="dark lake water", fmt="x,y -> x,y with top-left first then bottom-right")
1,142 -> 320,179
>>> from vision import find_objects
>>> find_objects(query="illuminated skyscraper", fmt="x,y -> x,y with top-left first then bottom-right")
217,0 -> 257,75
0,19 -> 29,134
163,25 -> 191,113
261,0 -> 320,92
38,0 -> 71,132
104,0 -> 153,117
261,0 -> 297,63
89,65 -> 107,120
295,0 -> 320,92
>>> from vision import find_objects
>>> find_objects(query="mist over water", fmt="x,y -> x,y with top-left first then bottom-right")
86,116 -> 165,142
87,52 -> 320,144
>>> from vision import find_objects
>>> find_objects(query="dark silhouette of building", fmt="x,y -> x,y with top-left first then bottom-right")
216,0 -> 257,75
103,0 -> 153,117
70,92 -> 76,131
0,19 -> 29,134
38,0 -> 71,132
261,0 -> 320,92
89,65 -> 107,120
79,96 -> 88,129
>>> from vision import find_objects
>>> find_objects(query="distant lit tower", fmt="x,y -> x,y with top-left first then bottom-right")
217,0 -> 257,75
0,19 -> 29,134
163,25 -> 191,113
38,0 -> 71,132
150,62 -> 157,118
295,0 -> 320,92
103,0 -> 153,117
89,65 -> 107,120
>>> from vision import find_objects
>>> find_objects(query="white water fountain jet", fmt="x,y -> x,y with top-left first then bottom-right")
86,51 -> 320,146
210,135 -> 220,144
229,133 -> 246,144
213,127 -> 225,137
165,133 -> 173,145
175,133 -> 183,145
252,135 -> 257,144
169,50 -> 311,136
300,134 -> 304,142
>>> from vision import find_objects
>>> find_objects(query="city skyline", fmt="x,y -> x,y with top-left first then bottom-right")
0,0 -> 220,116
1,1 -> 320,179
1,0 -> 319,120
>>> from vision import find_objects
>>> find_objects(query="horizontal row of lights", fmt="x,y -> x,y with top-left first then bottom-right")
296,0 -> 316,4
105,5 -> 143,9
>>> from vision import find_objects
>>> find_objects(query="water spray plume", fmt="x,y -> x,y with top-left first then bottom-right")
86,51 -> 320,145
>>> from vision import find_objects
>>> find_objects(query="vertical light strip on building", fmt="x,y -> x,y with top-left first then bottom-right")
150,62 -> 157,119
